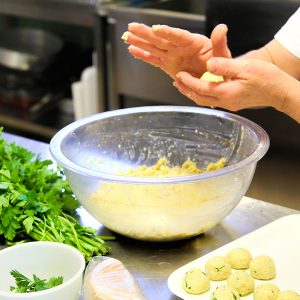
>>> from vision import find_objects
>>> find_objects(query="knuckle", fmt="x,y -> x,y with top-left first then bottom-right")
213,59 -> 230,75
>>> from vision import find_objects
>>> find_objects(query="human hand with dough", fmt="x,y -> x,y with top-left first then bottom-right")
122,23 -> 231,79
174,40 -> 300,123
123,16 -> 300,123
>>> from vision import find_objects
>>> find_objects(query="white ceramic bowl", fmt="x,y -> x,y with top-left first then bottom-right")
0,241 -> 85,300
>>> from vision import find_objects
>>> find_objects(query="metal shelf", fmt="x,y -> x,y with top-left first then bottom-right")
0,0 -> 96,26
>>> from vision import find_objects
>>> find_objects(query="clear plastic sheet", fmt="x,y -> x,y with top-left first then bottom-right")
82,257 -> 145,300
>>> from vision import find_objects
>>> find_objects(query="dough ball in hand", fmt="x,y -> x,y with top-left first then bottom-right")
200,71 -> 224,83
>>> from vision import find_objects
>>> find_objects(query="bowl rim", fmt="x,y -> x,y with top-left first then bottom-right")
0,241 -> 85,298
50,106 -> 269,184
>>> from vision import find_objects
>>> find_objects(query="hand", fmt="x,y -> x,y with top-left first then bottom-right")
123,23 -> 231,79
173,57 -> 300,117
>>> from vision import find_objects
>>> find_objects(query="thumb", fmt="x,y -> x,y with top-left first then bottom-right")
210,24 -> 231,58
207,57 -> 248,78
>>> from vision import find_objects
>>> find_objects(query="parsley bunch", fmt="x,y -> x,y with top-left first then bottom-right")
10,270 -> 63,293
0,130 -> 114,260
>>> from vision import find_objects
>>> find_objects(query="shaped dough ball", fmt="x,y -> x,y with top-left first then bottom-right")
211,285 -> 240,300
200,71 -> 224,82
182,268 -> 210,295
277,291 -> 300,300
227,270 -> 255,296
253,283 -> 280,300
205,256 -> 231,281
226,248 -> 252,269
249,255 -> 276,280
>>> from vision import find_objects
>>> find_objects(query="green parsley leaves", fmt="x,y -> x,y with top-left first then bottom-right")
10,270 -> 63,293
0,129 -> 114,260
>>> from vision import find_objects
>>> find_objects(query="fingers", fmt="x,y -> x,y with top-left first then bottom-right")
207,57 -> 249,78
210,24 -> 231,58
128,23 -> 171,50
122,31 -> 167,57
173,78 -> 220,107
152,24 -> 207,47
128,45 -> 162,67
174,72 -> 224,106
174,71 -> 243,110
176,71 -> 223,97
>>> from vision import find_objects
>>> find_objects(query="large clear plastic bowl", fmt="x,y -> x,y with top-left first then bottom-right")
50,106 -> 269,241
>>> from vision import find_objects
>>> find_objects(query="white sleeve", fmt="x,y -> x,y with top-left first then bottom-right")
275,7 -> 300,59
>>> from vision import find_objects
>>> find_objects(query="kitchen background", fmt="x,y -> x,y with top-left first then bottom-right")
0,0 -> 299,209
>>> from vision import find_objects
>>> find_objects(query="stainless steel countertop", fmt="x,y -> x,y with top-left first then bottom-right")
3,132 -> 299,299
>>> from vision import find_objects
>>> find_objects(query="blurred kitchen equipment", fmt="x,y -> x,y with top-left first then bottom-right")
0,28 -> 63,73
72,53 -> 103,120
0,31 -> 94,138
50,106 -> 269,241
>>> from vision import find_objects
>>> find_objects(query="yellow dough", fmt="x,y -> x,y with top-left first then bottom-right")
211,285 -> 240,300
249,255 -> 276,280
277,291 -> 300,300
253,283 -> 280,300
88,157 -> 229,240
182,268 -> 210,295
200,71 -> 224,83
227,270 -> 255,296
205,256 -> 231,281
226,248 -> 252,269
119,157 -> 226,177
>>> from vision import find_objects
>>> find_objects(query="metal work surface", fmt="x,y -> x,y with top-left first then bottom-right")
2,132 -> 299,299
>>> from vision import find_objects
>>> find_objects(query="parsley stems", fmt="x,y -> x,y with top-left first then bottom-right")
28,214 -> 114,261
0,130 -> 115,261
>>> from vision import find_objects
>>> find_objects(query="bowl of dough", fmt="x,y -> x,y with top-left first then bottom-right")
50,106 -> 269,241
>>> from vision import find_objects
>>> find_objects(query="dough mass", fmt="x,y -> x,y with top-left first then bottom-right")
119,157 -> 226,177
86,157 -> 233,241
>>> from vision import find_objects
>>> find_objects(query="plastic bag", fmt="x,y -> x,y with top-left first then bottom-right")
82,256 -> 146,300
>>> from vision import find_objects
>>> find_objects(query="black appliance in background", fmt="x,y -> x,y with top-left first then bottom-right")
205,0 -> 300,57
0,26 -> 93,141
0,27 -> 92,116
0,44 -> 92,116
0,27 -> 61,117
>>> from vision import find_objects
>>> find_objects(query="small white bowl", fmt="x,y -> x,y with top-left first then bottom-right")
0,241 -> 85,300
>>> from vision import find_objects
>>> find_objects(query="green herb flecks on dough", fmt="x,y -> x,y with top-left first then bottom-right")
214,265 -> 225,272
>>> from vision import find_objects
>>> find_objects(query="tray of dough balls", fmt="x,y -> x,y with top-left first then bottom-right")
168,214 -> 300,300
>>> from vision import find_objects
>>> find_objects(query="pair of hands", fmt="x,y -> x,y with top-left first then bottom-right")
122,23 -> 296,116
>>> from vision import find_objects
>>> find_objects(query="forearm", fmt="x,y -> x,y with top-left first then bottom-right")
240,39 -> 300,80
239,46 -> 273,62
277,78 -> 300,123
